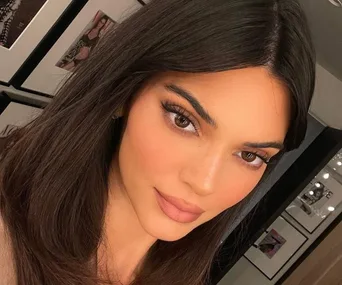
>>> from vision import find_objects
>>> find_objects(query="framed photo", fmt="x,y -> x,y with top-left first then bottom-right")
286,167 -> 342,233
0,0 -> 73,83
326,149 -> 342,184
244,216 -> 307,280
0,93 -> 42,136
22,0 -> 142,96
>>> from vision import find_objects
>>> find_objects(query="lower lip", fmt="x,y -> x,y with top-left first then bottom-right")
155,189 -> 202,223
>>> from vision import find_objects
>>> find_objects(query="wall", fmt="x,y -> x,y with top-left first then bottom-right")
310,64 -> 342,129
282,221 -> 342,285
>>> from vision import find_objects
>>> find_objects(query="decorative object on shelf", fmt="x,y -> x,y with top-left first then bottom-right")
0,0 -> 72,83
21,0 -> 142,96
244,216 -> 307,280
286,165 -> 342,233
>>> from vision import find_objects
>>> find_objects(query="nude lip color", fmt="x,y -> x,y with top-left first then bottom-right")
154,188 -> 204,223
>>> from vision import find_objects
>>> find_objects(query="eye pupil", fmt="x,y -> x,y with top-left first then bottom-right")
242,151 -> 256,162
175,114 -> 190,128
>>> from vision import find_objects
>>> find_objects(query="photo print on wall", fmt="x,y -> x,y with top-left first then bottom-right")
56,10 -> 117,72
297,181 -> 333,217
286,168 -> 342,234
244,216 -> 307,280
255,229 -> 287,259
0,0 -> 48,49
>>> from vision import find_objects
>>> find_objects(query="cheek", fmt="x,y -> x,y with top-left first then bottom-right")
120,100 -> 185,183
207,167 -> 264,214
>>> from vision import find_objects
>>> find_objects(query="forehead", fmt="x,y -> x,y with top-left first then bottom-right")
157,67 -> 290,143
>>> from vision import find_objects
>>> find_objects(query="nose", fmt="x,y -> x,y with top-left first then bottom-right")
179,148 -> 223,196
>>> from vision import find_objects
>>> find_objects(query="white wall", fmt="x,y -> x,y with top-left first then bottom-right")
310,64 -> 342,129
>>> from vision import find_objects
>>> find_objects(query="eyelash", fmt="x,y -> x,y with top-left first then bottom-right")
160,100 -> 271,170
236,150 -> 270,170
161,100 -> 200,135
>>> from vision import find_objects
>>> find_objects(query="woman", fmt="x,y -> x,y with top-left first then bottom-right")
0,0 -> 315,284
57,14 -> 112,72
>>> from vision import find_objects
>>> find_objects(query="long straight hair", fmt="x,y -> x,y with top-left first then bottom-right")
0,0 -> 315,284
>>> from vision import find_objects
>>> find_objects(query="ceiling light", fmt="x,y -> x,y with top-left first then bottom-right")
315,182 -> 321,188
337,161 -> 342,166
323,173 -> 330,179
309,191 -> 314,195
328,206 -> 335,212
329,0 -> 342,7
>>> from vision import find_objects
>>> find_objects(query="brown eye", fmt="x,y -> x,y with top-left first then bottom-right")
241,151 -> 257,163
175,114 -> 191,129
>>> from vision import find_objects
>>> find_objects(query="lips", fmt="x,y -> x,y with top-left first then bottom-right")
155,188 -> 204,223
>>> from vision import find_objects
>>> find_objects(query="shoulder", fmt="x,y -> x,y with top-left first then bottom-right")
0,215 -> 16,284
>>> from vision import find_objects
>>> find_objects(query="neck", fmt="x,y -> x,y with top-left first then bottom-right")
98,166 -> 156,284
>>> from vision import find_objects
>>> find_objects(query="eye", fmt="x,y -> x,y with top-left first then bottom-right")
161,101 -> 199,135
168,112 -> 196,133
236,151 -> 268,169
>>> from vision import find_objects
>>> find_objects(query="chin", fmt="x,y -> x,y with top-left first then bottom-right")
144,222 -> 193,242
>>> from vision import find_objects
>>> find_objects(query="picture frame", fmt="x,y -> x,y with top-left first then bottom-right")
244,216 -> 308,280
21,0 -> 142,96
286,166 -> 342,234
0,0 -> 73,84
326,149 -> 342,184
0,92 -> 42,135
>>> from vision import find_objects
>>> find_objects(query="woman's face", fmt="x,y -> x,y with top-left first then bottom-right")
118,67 -> 290,241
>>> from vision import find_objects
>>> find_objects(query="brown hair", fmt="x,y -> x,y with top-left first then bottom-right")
0,0 -> 315,284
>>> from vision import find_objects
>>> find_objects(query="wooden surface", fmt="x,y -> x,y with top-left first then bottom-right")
282,221 -> 342,285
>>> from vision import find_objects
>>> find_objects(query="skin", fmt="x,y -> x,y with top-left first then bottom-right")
100,67 -> 290,283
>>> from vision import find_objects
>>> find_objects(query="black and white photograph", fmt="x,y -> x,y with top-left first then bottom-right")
0,0 -> 48,49
297,181 -> 334,217
56,10 -> 116,72
0,0 -> 72,83
245,216 -> 307,280
286,168 -> 342,233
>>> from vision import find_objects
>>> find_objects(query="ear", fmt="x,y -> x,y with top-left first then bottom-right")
112,106 -> 124,119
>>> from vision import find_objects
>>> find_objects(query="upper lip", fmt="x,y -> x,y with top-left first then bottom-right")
156,189 -> 205,215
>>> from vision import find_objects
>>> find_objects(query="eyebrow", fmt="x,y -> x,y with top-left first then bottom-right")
244,141 -> 284,150
164,84 -> 217,127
